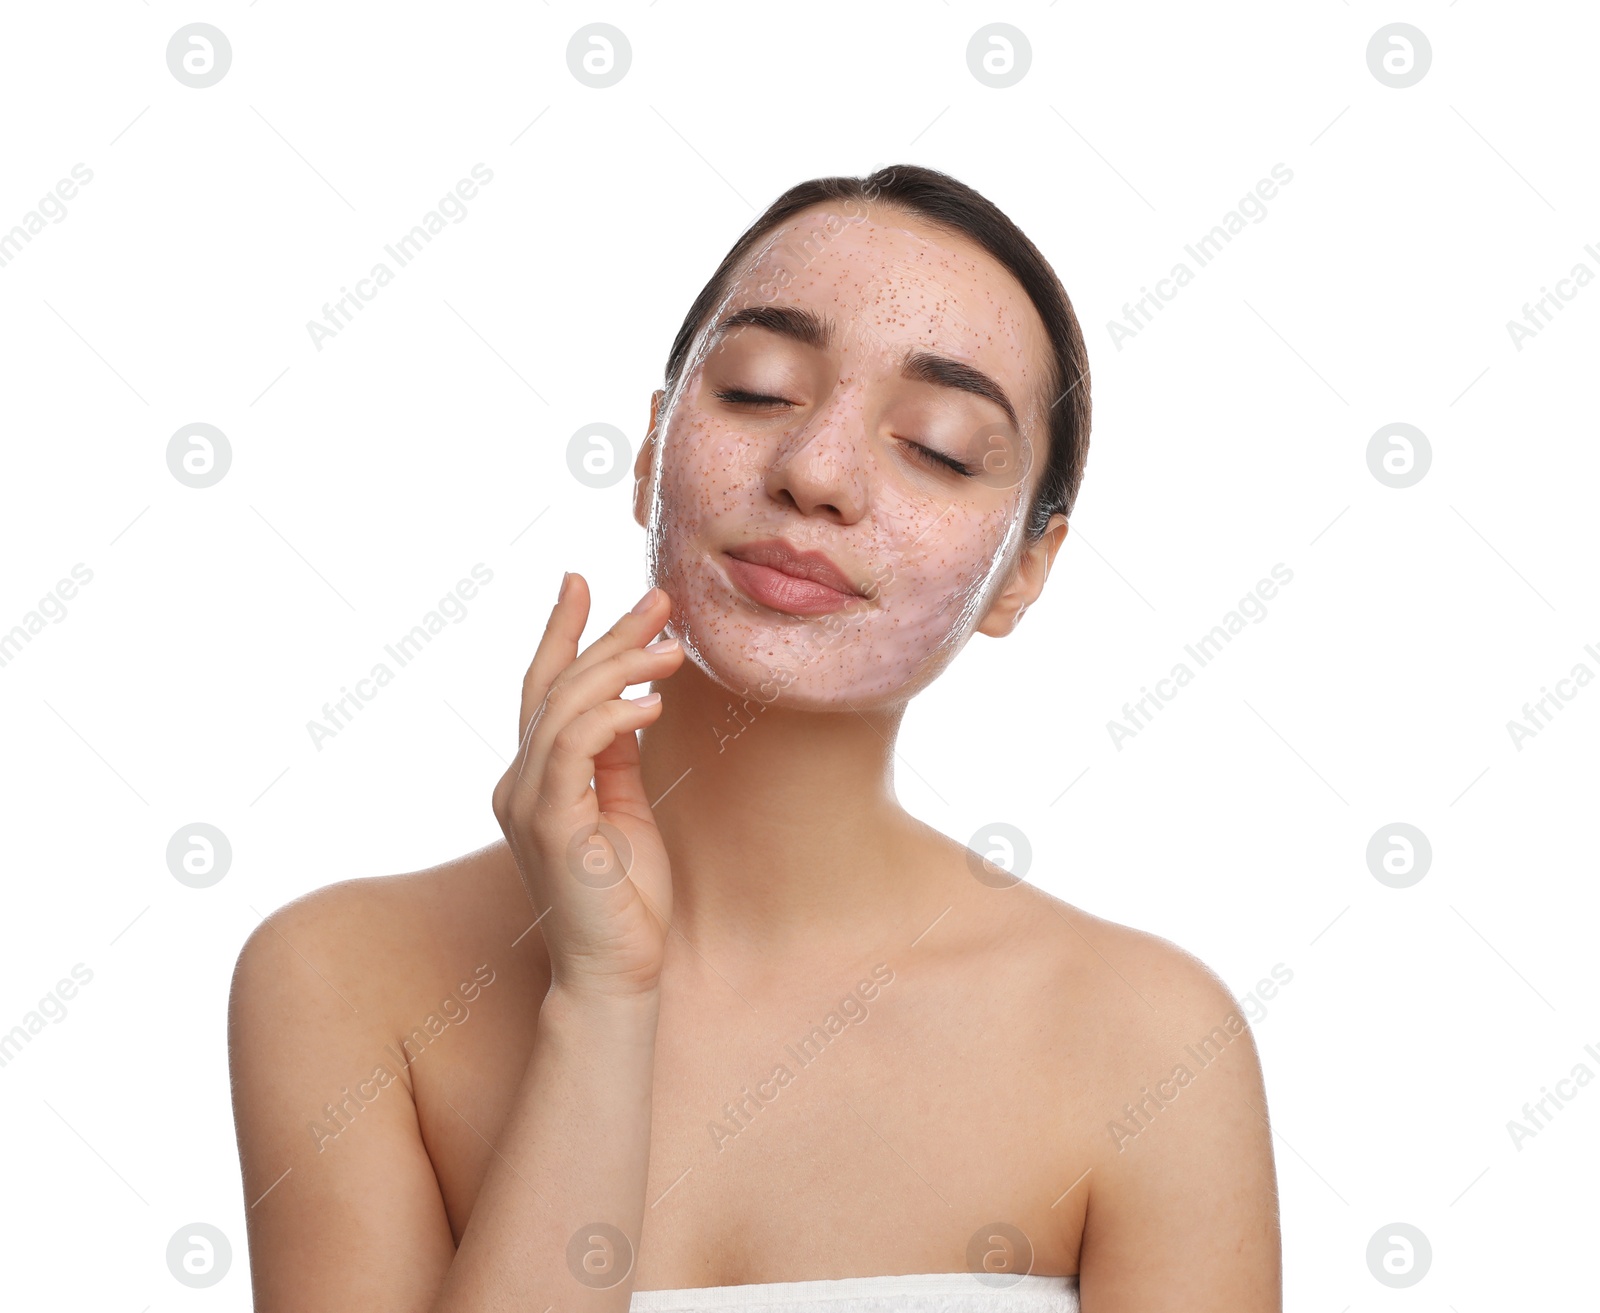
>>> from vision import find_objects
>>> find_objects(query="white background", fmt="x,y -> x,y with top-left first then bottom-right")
1,1 -> 1595,1307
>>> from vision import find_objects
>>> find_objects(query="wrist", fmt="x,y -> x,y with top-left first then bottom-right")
543,976 -> 662,1022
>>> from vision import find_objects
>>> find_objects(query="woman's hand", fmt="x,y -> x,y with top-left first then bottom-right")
491,574 -> 685,1002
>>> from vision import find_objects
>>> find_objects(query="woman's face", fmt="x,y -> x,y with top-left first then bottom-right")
635,202 -> 1056,711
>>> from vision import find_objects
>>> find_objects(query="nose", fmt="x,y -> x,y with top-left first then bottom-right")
764,390 -> 869,524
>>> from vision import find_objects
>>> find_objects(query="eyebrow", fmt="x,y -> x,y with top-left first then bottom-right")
711,304 -> 1020,432
714,304 -> 833,351
901,351 -> 1018,433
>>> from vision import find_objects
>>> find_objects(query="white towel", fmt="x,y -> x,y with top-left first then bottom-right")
628,1271 -> 1081,1312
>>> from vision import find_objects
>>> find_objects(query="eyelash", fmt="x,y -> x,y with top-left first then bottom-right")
906,446 -> 977,479
711,389 -> 977,479
713,388 -> 789,408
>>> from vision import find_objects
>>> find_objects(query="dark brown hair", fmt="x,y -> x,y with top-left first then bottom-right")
661,164 -> 1092,537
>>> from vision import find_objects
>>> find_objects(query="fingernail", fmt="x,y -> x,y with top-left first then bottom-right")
631,587 -> 658,615
629,691 -> 662,707
558,572 -> 572,602
645,637 -> 679,654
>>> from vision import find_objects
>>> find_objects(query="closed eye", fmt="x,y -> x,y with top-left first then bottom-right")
713,388 -> 976,478
902,443 -> 976,478
713,388 -> 794,407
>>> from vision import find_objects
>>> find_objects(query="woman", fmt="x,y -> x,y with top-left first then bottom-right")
230,164 -> 1281,1311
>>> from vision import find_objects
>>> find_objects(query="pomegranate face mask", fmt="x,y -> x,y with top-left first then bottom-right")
641,205 -> 1052,712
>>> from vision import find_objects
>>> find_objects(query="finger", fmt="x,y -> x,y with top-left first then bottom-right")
560,583 -> 674,690
519,572 -> 592,745
540,694 -> 666,820
502,605 -> 679,828
592,652 -> 679,822
518,639 -> 682,789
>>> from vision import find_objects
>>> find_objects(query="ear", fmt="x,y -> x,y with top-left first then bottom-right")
632,389 -> 665,530
975,513 -> 1068,638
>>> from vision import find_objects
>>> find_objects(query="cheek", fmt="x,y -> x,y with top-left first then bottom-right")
652,412 -> 754,533
807,496 -> 1018,704
867,491 -> 1017,636
882,460 -> 1015,558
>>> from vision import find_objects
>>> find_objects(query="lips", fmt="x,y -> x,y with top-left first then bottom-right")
723,538 -> 865,616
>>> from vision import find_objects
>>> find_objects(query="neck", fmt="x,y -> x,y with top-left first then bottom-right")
637,658 -> 928,967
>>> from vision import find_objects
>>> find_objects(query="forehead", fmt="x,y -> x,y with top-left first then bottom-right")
722,203 -> 1053,418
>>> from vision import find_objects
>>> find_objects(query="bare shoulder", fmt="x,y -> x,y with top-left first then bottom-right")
938,852 -> 1246,1040
995,883 -> 1281,1310
230,841 -> 535,1016
227,841 -> 543,1311
996,881 -> 1273,1141
1018,885 -> 1253,1045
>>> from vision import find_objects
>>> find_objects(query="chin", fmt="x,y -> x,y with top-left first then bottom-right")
674,614 -> 956,714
